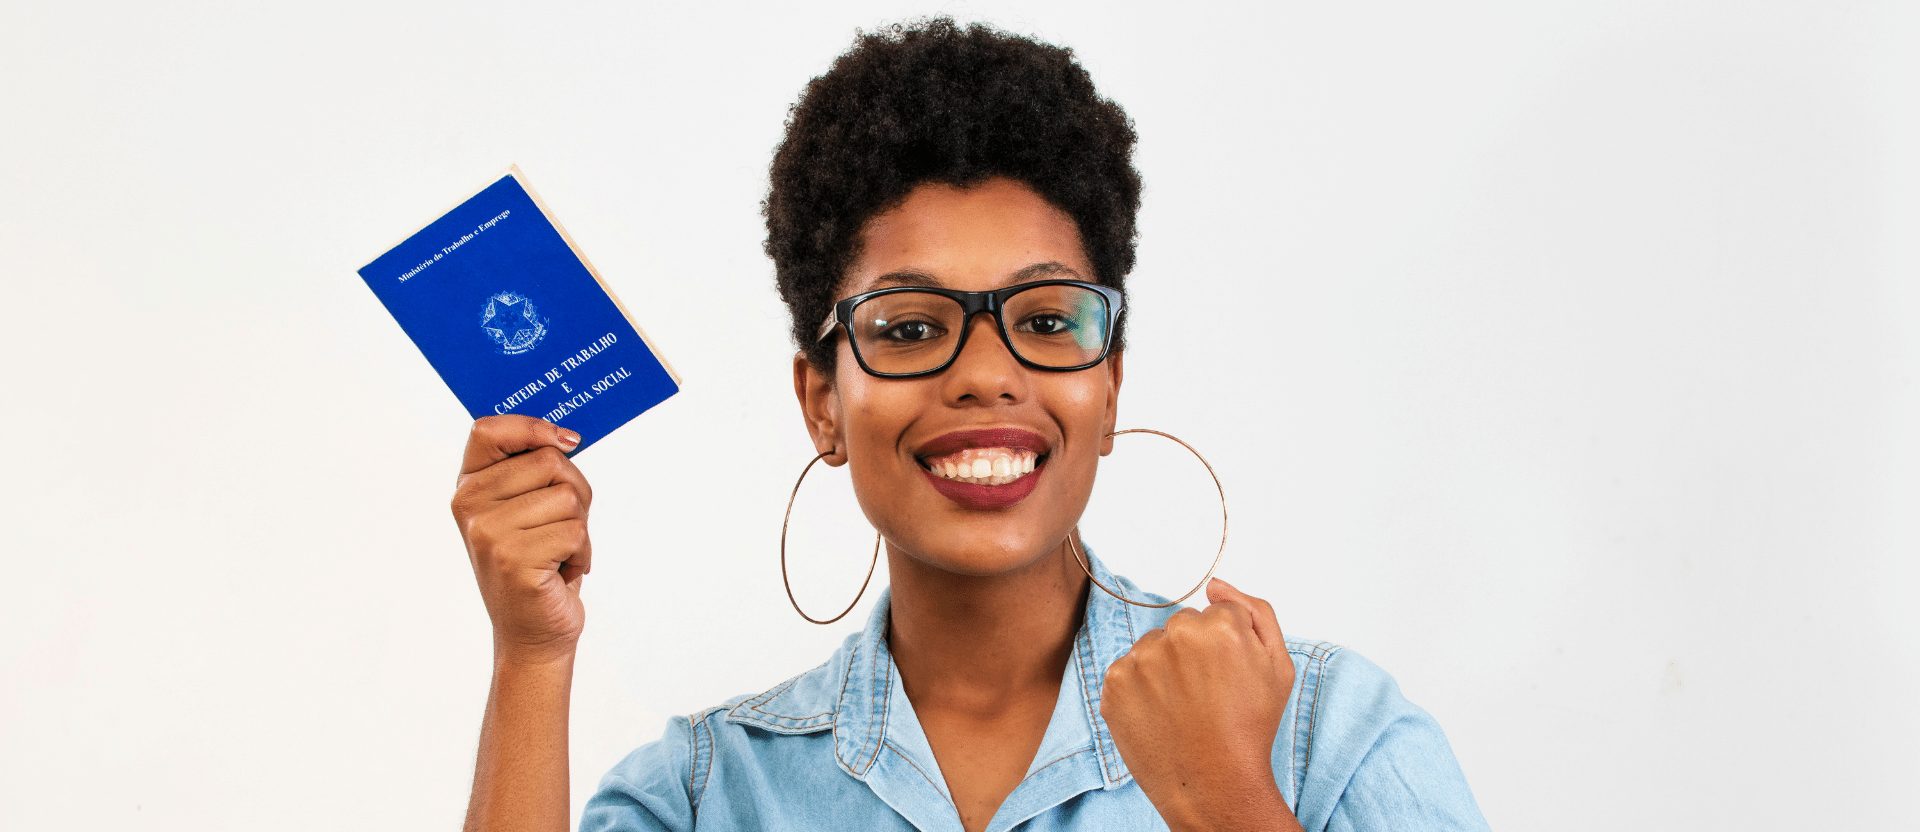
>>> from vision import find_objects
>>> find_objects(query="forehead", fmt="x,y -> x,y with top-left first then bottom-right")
843,177 -> 1093,295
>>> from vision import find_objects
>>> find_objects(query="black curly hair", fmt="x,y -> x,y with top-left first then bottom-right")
764,16 -> 1143,374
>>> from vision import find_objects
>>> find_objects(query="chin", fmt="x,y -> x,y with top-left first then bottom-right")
896,529 -> 1057,578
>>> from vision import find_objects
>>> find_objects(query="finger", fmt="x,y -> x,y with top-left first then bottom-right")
1162,606 -> 1201,633
520,518 -> 591,575
1206,577 -> 1283,653
498,483 -> 588,530
462,445 -> 593,507
563,525 -> 593,579
1130,625 -> 1166,650
462,415 -> 581,475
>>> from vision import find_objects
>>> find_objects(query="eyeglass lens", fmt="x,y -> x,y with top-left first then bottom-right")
849,284 -> 1111,375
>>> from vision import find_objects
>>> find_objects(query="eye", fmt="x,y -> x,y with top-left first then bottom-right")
879,320 -> 945,342
1017,313 -> 1077,335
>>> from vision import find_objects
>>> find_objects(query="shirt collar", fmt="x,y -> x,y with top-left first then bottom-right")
724,542 -> 1155,815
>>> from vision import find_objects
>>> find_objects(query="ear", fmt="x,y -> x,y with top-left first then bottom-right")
793,351 -> 848,466
1099,349 -> 1124,456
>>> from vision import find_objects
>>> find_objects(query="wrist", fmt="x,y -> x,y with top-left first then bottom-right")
1157,770 -> 1298,832
491,634 -> 580,671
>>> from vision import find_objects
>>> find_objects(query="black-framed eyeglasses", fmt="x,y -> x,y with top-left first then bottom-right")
815,278 -> 1126,378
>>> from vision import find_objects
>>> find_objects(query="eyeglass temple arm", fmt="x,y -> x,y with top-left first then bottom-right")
815,311 -> 838,343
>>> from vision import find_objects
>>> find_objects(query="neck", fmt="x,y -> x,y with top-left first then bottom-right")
884,530 -> 1092,716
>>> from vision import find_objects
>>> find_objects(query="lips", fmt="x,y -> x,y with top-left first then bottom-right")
913,427 -> 1052,462
912,427 -> 1053,510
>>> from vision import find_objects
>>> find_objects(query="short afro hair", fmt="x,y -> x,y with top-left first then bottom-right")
764,16 -> 1143,373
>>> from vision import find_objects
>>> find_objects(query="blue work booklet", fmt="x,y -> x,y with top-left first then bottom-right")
358,167 -> 680,454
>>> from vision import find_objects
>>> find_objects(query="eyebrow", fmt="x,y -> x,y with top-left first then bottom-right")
863,261 -> 1085,292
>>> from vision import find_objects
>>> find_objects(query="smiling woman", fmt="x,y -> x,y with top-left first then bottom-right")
450,16 -> 1489,832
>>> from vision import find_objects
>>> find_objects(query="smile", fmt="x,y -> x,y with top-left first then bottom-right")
918,447 -> 1047,486
910,427 -> 1054,509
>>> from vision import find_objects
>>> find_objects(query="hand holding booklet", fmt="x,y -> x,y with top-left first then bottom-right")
357,167 -> 680,454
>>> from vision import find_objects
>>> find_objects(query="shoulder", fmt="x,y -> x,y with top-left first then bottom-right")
581,709 -> 702,831
581,634 -> 860,831
1275,639 -> 1491,832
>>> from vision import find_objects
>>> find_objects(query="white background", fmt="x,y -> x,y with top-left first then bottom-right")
2,1 -> 1914,829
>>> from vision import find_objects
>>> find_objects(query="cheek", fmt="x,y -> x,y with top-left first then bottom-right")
1054,380 -> 1114,442
1045,380 -> 1118,491
835,376 -> 921,460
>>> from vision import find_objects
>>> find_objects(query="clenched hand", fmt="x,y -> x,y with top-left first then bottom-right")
450,414 -> 594,664
1100,578 -> 1303,832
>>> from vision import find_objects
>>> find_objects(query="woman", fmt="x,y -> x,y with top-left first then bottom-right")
453,18 -> 1488,832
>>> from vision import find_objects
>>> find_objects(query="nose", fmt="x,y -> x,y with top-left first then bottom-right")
940,309 -> 1027,404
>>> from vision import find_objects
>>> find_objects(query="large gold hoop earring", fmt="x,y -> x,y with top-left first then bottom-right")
1066,428 -> 1228,608
780,450 -> 882,625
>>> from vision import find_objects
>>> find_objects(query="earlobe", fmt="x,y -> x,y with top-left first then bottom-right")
792,352 -> 848,466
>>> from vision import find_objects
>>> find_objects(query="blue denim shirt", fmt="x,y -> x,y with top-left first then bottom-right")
581,544 -> 1489,831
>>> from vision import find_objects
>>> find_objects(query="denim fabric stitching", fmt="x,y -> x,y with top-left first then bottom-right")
862,648 -> 893,774
1074,625 -> 1117,786
882,739 -> 951,800
747,676 -> 801,713
1302,646 -> 1343,776
1073,629 -> 1095,768
1025,745 -> 1096,780
832,635 -> 864,776
729,670 -> 837,732
1288,649 -> 1317,795
743,673 -> 838,724
704,713 -> 720,813
681,714 -> 697,807
693,713 -> 719,818
1096,568 -> 1133,785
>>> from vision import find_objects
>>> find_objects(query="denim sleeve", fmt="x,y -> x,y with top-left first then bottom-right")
578,715 -> 695,832
1304,648 -> 1490,832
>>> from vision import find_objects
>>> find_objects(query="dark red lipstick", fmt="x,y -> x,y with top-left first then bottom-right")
913,427 -> 1053,511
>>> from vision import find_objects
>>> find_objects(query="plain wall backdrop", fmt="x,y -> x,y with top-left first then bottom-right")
2,1 -> 1914,829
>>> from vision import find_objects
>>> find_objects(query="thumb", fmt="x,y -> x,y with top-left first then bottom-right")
1205,575 -> 1236,606
1206,576 -> 1283,654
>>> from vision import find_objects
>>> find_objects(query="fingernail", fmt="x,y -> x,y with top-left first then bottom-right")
559,430 -> 581,448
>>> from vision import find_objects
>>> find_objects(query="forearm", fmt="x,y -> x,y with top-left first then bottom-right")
463,645 -> 577,832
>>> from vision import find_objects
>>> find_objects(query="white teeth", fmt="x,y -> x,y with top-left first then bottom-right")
922,447 -> 1046,486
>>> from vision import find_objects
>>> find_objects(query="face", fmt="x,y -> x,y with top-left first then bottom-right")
793,176 -> 1124,577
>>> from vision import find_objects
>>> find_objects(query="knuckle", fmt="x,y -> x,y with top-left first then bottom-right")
547,519 -> 588,551
471,415 -> 509,441
1204,608 -> 1241,633
451,484 -> 487,517
465,518 -> 497,552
